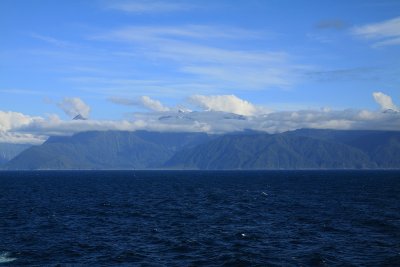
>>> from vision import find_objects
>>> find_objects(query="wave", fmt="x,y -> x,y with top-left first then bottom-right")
0,252 -> 16,264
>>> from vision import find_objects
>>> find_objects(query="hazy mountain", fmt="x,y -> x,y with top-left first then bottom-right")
5,131 -> 210,170
286,129 -> 400,168
133,130 -> 212,151
3,129 -> 400,170
164,133 -> 376,169
0,143 -> 31,165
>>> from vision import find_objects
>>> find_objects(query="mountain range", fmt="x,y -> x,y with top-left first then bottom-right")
1,129 -> 399,170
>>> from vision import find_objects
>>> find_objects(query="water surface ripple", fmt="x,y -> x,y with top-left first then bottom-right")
0,170 -> 399,266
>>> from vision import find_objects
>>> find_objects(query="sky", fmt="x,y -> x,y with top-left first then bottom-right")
1,0 -> 400,144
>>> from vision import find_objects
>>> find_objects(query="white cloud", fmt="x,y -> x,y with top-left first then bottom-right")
106,0 -> 194,13
57,97 -> 91,118
140,96 -> 170,112
0,111 -> 45,144
137,108 -> 400,134
373,91 -> 399,111
1,107 -> 399,144
0,132 -> 46,145
1,94 -> 400,144
98,25 -> 260,42
352,16 -> 400,47
30,33 -> 77,48
0,111 -> 42,132
19,118 -> 136,137
189,94 -> 268,116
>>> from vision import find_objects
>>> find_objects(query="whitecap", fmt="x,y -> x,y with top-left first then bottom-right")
0,252 -> 16,264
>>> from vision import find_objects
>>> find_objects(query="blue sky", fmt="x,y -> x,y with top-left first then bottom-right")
1,0 -> 400,143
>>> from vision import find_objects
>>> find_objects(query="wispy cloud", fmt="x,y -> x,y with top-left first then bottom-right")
316,19 -> 347,30
105,0 -> 195,13
109,96 -> 170,112
306,67 -> 380,82
90,25 -> 305,91
22,24 -> 303,98
97,25 -> 261,41
67,77 -> 205,98
352,16 -> 400,47
30,33 -> 78,48
0,89 -> 48,95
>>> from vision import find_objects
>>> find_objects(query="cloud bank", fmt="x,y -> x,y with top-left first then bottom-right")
0,111 -> 46,144
1,93 -> 399,144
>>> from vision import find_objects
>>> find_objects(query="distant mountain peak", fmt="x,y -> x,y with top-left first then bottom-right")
383,109 -> 399,114
73,114 -> 87,120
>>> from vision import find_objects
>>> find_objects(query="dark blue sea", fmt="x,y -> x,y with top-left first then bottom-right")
0,170 -> 399,266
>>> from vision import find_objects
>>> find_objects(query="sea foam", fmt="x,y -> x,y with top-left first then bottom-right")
0,252 -> 16,264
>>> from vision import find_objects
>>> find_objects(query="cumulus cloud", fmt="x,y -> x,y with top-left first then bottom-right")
57,97 -> 91,118
189,94 -> 268,116
0,111 -> 42,132
140,96 -> 170,112
109,96 -> 170,112
373,92 -> 399,112
0,111 -> 45,144
352,16 -> 400,47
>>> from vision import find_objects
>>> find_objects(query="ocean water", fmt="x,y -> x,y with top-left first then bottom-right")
0,170 -> 399,266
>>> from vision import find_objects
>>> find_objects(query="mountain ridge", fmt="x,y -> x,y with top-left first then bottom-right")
2,129 -> 399,170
